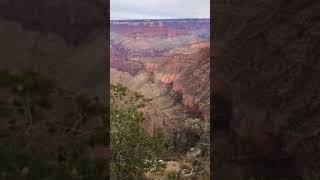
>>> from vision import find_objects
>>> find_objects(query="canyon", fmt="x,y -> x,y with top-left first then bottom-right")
110,19 -> 210,134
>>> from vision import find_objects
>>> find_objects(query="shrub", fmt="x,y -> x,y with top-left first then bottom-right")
110,83 -> 168,179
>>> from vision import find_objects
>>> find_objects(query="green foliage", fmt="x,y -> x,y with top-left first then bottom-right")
0,70 -> 108,180
0,70 -> 53,95
0,143 -> 107,180
0,70 -> 54,121
110,83 -> 167,179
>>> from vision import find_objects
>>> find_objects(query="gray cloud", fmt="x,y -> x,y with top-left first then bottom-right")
111,0 -> 210,20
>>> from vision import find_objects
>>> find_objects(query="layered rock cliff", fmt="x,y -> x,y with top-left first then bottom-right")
110,46 -> 210,134
110,19 -> 211,131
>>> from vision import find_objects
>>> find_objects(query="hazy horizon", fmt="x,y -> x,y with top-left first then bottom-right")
110,17 -> 210,21
111,0 -> 210,20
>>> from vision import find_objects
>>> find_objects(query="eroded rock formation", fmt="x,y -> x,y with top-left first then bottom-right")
110,47 -> 210,134
110,19 -> 211,134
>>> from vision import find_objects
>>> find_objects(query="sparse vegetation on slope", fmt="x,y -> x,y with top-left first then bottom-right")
110,83 -> 210,179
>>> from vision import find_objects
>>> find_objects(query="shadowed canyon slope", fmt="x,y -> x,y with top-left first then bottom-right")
0,0 -> 106,44
110,19 -> 210,133
0,17 -> 107,99
0,0 -> 108,99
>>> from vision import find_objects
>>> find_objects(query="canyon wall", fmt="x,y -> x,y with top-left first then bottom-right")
110,20 -> 211,134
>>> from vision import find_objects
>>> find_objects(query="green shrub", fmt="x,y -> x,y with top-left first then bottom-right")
110,83 -> 168,179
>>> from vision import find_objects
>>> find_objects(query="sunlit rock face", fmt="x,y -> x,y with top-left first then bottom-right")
110,19 -> 210,133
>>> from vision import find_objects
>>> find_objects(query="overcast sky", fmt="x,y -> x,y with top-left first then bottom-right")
110,0 -> 210,20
